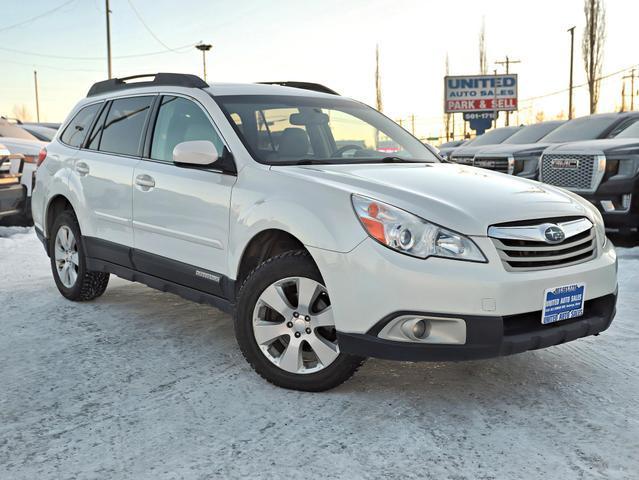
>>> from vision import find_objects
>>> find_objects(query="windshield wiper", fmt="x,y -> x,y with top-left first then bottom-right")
379,156 -> 428,163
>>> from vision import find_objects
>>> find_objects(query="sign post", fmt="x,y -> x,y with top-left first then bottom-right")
444,74 -> 518,135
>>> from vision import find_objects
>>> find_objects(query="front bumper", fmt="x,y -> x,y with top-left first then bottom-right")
308,234 -> 618,361
580,175 -> 639,231
0,183 -> 26,219
337,293 -> 616,361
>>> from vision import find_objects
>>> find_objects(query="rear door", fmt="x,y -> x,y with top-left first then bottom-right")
131,94 -> 236,296
75,95 -> 154,256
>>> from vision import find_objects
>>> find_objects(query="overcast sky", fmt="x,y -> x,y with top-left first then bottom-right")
1,0 -> 637,137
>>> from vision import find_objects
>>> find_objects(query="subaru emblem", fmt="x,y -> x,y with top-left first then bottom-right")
544,225 -> 565,244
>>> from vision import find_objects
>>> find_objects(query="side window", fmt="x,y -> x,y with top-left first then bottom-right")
60,103 -> 101,148
86,103 -> 110,150
150,96 -> 225,162
99,96 -> 154,156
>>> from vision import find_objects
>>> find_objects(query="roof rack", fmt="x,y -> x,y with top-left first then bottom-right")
87,73 -> 208,97
258,82 -> 339,95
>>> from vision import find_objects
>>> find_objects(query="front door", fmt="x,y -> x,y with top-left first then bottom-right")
132,95 -> 235,297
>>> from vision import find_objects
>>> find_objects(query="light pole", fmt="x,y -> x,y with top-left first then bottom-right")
567,26 -> 575,119
196,43 -> 212,81
34,70 -> 40,122
105,0 -> 112,79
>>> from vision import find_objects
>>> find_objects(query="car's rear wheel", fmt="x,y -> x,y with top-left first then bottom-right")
49,211 -> 110,301
234,250 -> 364,391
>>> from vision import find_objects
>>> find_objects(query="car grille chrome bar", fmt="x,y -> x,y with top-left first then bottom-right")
540,153 -> 606,193
473,155 -> 513,174
450,154 -> 474,165
488,217 -> 597,272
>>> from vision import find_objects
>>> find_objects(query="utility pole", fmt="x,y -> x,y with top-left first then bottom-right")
33,70 -> 40,122
196,43 -> 212,81
495,55 -> 521,126
492,68 -> 498,129
622,68 -> 638,110
410,114 -> 415,135
567,26 -> 575,119
105,0 -> 112,79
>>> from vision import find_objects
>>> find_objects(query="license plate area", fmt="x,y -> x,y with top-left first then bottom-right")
542,283 -> 586,325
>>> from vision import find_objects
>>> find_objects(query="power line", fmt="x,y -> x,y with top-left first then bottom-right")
0,0 -> 77,33
0,58 -> 103,73
126,0 -> 184,52
0,43 -> 196,61
520,63 -> 639,103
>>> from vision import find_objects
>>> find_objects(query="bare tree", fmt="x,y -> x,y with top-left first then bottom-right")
375,44 -> 383,112
479,17 -> 487,75
12,104 -> 32,122
582,0 -> 606,114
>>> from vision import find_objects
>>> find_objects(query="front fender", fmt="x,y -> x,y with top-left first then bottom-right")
227,167 -> 367,278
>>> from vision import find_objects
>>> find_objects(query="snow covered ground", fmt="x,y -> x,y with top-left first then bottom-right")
1,227 -> 638,480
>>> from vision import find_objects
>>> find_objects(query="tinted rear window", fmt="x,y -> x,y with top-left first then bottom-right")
60,103 -> 101,147
540,115 -> 619,143
99,96 -> 154,156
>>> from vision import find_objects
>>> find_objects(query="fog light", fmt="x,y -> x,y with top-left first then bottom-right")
400,318 -> 431,340
622,194 -> 632,210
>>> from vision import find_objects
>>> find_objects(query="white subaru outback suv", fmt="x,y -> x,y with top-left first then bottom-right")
32,73 -> 618,391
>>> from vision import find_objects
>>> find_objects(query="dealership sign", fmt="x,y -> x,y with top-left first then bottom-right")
444,74 -> 518,113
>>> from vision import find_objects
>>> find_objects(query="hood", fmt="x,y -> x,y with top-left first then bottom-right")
544,138 -> 639,156
474,142 -> 551,157
273,162 -> 594,236
449,144 -> 497,158
0,137 -> 47,155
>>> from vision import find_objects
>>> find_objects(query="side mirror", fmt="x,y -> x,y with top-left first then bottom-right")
173,140 -> 219,166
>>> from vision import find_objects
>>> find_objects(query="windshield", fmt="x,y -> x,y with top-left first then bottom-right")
539,115 -> 619,143
466,127 -> 520,147
615,119 -> 639,139
0,121 -> 38,141
502,122 -> 564,144
214,95 -> 438,165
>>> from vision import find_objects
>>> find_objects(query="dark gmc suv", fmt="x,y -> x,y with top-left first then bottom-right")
540,120 -> 639,234
471,112 -> 639,179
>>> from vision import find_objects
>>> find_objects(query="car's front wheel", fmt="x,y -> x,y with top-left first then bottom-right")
234,250 -> 364,391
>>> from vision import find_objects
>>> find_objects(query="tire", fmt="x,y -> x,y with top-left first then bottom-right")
49,210 -> 110,301
234,250 -> 365,392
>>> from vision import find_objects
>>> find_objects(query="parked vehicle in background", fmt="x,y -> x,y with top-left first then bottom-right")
470,120 -> 565,177
466,112 -> 639,179
437,139 -> 467,160
540,120 -> 639,234
0,143 -> 27,223
19,124 -> 57,142
449,126 -> 522,164
33,73 -> 617,391
0,119 -> 47,225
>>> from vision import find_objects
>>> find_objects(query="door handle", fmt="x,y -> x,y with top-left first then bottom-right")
135,174 -> 155,191
75,161 -> 90,176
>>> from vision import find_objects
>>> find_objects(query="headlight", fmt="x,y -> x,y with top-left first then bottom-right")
351,194 -> 487,262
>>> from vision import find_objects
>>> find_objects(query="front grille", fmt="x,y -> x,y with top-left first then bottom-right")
540,153 -> 599,191
473,156 -> 510,173
490,218 -> 597,271
450,154 -> 474,165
